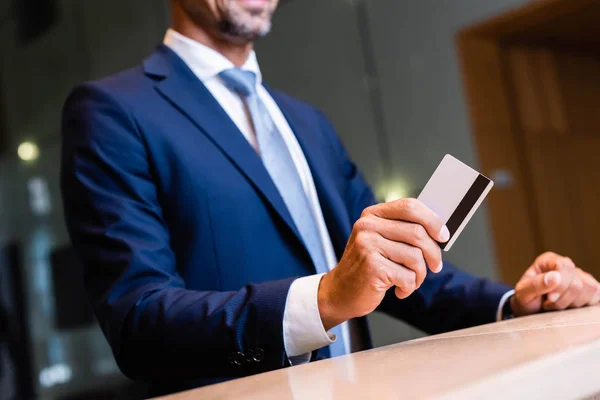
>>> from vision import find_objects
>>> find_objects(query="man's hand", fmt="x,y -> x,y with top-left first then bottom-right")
318,199 -> 450,331
511,252 -> 600,317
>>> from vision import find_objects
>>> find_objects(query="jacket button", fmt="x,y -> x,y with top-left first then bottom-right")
250,348 -> 265,363
229,352 -> 246,366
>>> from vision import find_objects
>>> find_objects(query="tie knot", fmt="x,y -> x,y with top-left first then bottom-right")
219,68 -> 257,98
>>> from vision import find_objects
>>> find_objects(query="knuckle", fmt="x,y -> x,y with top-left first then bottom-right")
402,246 -> 417,265
353,218 -> 367,233
566,257 -> 574,265
354,233 -> 374,258
354,216 -> 375,233
410,246 -> 424,266
403,269 -> 417,291
562,258 -> 575,269
402,198 -> 418,213
538,251 -> 557,263
554,259 -> 572,272
354,230 -> 371,246
412,224 -> 428,242
361,205 -> 376,219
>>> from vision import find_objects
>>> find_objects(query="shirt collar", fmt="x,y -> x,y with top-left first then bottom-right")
163,28 -> 263,85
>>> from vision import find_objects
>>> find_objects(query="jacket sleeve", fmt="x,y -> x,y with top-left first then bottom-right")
316,111 -> 513,333
60,83 -> 294,381
378,262 -> 512,333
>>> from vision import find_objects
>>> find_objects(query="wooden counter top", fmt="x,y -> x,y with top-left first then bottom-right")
159,306 -> 600,399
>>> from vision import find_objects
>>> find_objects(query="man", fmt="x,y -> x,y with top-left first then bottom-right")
60,0 -> 600,396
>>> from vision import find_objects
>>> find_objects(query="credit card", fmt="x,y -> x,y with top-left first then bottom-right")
417,154 -> 494,251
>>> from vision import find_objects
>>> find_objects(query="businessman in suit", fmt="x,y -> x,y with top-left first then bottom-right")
61,0 -> 600,396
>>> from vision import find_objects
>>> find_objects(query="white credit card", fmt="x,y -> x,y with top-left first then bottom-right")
417,154 -> 494,251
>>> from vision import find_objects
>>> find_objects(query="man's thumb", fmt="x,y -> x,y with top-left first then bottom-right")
543,271 -> 562,289
517,270 -> 562,303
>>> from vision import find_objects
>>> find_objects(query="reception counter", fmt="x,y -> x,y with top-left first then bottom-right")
159,306 -> 600,399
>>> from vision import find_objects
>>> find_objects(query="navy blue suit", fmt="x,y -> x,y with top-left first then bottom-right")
60,44 -> 511,395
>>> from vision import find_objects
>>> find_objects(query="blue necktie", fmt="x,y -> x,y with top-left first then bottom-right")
219,68 -> 346,358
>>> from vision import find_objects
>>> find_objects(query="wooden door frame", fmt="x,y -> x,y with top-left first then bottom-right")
455,0 -> 600,284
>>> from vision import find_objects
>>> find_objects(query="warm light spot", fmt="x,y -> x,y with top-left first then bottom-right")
377,180 -> 411,203
18,141 -> 40,162
384,191 -> 403,203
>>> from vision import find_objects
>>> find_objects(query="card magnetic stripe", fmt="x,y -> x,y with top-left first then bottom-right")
440,174 -> 491,250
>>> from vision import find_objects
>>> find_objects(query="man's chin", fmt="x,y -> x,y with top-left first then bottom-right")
218,15 -> 272,42
217,0 -> 274,42
218,23 -> 271,43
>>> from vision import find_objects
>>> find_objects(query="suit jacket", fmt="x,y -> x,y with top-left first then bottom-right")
60,44 -> 512,396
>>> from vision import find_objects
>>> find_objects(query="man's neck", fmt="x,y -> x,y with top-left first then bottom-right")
170,21 -> 253,67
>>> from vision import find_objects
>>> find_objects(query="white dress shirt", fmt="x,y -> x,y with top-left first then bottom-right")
163,29 -> 513,364
164,29 -> 349,363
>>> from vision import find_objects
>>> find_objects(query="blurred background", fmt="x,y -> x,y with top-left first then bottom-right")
3,0 -> 600,398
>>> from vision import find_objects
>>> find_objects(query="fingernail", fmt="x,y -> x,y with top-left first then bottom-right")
439,225 -> 450,242
548,292 -> 560,303
591,293 -> 600,305
436,261 -> 444,273
544,271 -> 561,287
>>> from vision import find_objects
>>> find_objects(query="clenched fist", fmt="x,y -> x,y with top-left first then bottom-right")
317,199 -> 449,331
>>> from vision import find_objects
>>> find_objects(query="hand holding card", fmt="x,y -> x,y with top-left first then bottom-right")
418,154 -> 494,251
318,200 -> 449,330
317,155 -> 491,331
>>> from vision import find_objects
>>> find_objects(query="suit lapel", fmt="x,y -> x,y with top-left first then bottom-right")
143,45 -> 306,252
268,89 -> 353,259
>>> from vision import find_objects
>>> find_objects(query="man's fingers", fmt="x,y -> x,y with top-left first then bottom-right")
371,253 -> 418,298
571,271 -> 598,308
571,281 -> 596,308
391,265 -> 418,299
371,219 -> 443,274
544,275 -> 583,311
517,252 -> 600,312
543,257 -> 576,303
515,270 -> 561,304
365,199 -> 449,243
534,252 -> 575,273
395,285 -> 412,299
378,239 -> 428,289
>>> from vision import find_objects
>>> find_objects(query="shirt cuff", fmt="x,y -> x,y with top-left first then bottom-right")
283,273 -> 336,365
496,289 -> 516,321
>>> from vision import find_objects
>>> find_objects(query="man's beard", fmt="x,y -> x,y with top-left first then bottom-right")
218,1 -> 274,42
